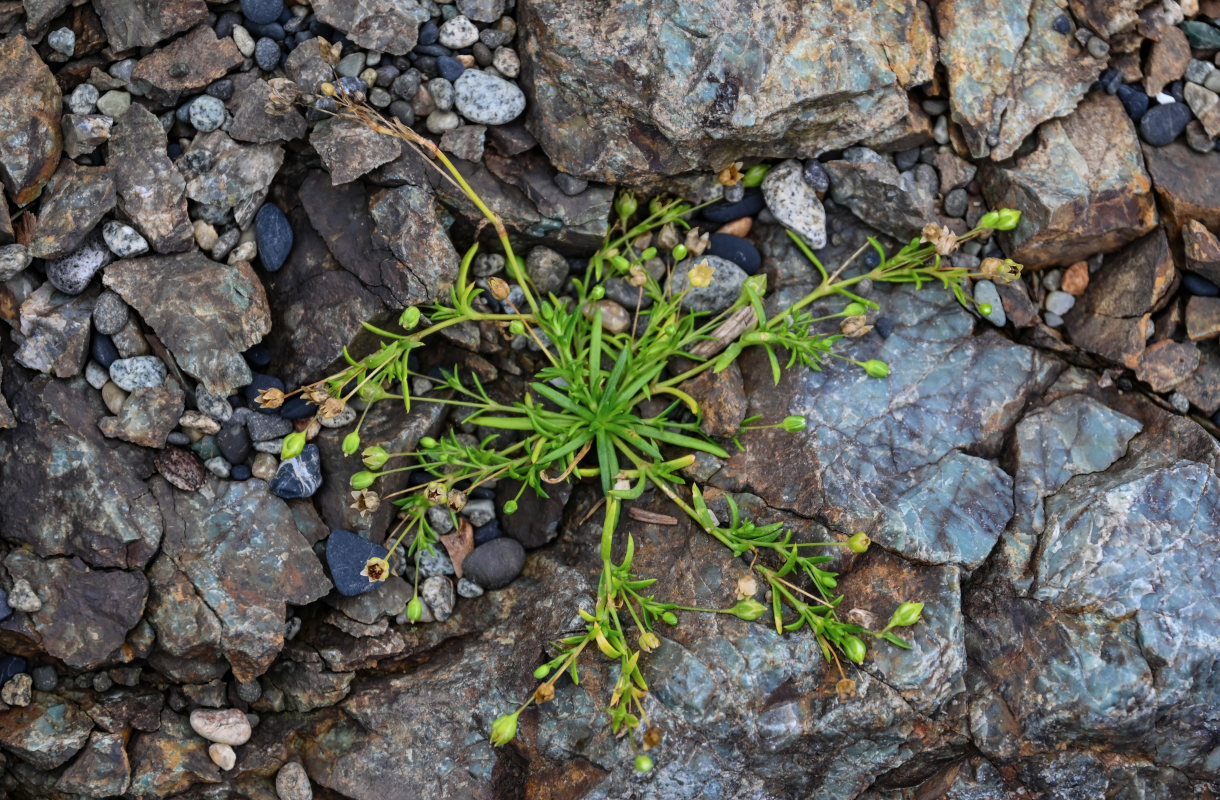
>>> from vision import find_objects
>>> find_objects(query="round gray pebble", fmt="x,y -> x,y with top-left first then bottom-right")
438,15 -> 480,49
67,83 -> 99,115
462,537 -> 525,590
943,187 -> 969,219
762,159 -> 827,248
109,356 -> 167,390
973,280 -> 1006,327
453,69 -> 526,125
102,220 -> 149,258
189,95 -> 227,132
195,387 -> 233,423
421,576 -> 455,622
456,578 -> 484,598
48,27 -> 75,56
46,237 -> 111,295
93,290 -> 130,335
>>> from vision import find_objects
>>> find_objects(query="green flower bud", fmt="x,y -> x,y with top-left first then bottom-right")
741,163 -> 770,188
994,209 -> 1021,230
350,470 -> 377,490
609,255 -> 631,272
977,211 -> 1002,230
405,596 -> 423,622
781,415 -> 807,433
590,284 -> 606,300
661,611 -> 678,625
842,302 -> 867,316
398,306 -> 421,330
847,532 -> 871,553
342,431 -> 361,456
728,598 -> 767,621
634,754 -> 655,774
888,601 -> 924,628
503,499 -> 518,514
641,247 -> 657,260
615,192 -> 638,220
671,243 -> 688,261
533,664 -> 552,680
362,445 -> 389,469
281,431 -> 306,460
977,302 -> 992,317
861,360 -> 890,379
490,711 -> 519,746
842,635 -> 867,664
509,320 -> 526,336
419,436 -> 438,449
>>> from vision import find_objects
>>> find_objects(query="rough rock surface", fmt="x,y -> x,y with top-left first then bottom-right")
130,24 -> 243,103
104,251 -> 271,396
0,35 -> 62,205
982,93 -> 1158,268
14,283 -> 97,378
109,105 -> 193,253
518,0 -> 936,182
310,0 -> 430,55
27,161 -> 115,260
91,0 -> 209,51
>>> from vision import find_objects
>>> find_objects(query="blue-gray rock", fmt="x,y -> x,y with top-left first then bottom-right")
973,279 -> 1005,326
216,424 -> 253,464
255,37 -> 280,71
246,410 -> 293,441
707,232 -> 761,275
0,243 -> 30,281
825,156 -> 936,239
453,69 -> 526,125
1139,100 -> 1194,146
461,537 -> 525,589
270,444 -> 323,499
255,203 -> 293,272
188,95 -> 226,132
668,254 -> 747,314
457,0 -> 504,23
28,161 -> 115,260
241,0 -> 283,24
109,356 -> 167,390
325,529 -> 390,597
310,0 -> 429,55
48,27 -> 76,56
109,104 -> 194,253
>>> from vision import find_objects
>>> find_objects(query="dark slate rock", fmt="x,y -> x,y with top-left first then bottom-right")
310,0 -> 429,55
1182,272 -> 1220,297
1139,101 -> 1194,147
461,537 -> 526,589
55,731 -> 132,798
244,343 -> 272,368
246,21 -> 285,40
109,105 -> 193,253
436,55 -> 464,81
1116,84 -> 1149,122
0,690 -> 93,770
325,529 -> 390,597
310,117 -> 402,183
91,334 -> 119,369
707,232 -> 762,275
496,479 -> 572,548
270,444 -> 323,499
473,520 -> 502,545
279,396 -> 315,419
130,24 -> 245,103
15,284 -> 97,378
0,589 -> 9,622
1098,68 -> 1122,94
216,424 -> 253,464
27,161 -> 116,260
256,203 -> 294,272
231,464 -> 252,480
418,19 -> 439,45
701,188 -> 765,223
228,78 -> 308,143
0,656 -> 26,684
1052,13 -> 1071,34
92,0 -> 208,50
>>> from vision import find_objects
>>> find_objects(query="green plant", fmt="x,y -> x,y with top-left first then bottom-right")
275,85 -> 1022,766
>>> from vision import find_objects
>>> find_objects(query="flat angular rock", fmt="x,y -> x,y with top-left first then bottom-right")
0,35 -> 62,204
181,132 -> 283,226
938,0 -> 1105,160
1134,339 -> 1200,392
109,105 -> 192,253
99,377 -> 185,448
61,113 -> 113,158
15,282 -> 97,377
0,376 -> 162,569
1178,345 -> 1220,413
1064,229 -> 1176,365
983,94 -> 1158,268
311,118 -> 401,187
1184,219 -> 1220,285
270,443 -> 323,499
311,0 -> 429,54
104,251 -> 271,396
1186,295 -> 1220,340
3,548 -> 148,669
0,692 -> 93,770
228,78 -> 308,143
28,161 -> 114,259
1143,142 -> 1220,236
55,731 -> 132,797
131,24 -> 243,103
92,0 -> 208,50
1144,25 -> 1192,98
367,183 -> 460,305
825,157 -> 936,239
519,0 -> 936,182
126,709 -> 221,798
152,477 -> 331,680
325,529 -> 390,597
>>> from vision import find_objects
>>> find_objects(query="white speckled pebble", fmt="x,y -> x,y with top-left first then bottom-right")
453,69 -> 526,125
761,159 -> 827,249
109,356 -> 167,390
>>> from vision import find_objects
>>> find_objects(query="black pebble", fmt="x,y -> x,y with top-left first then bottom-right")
803,161 -> 830,192
1116,84 -> 1149,122
473,520 -> 502,545
0,656 -> 26,685
231,464 -> 252,481
215,12 -> 242,38
0,589 -> 10,622
894,147 -> 920,171
436,55 -> 464,82
244,343 -> 271,368
91,334 -> 118,368
418,21 -> 439,45
462,537 -> 526,590
217,424 -> 253,465
207,79 -> 234,101
255,203 -> 293,272
167,142 -> 183,159
1052,14 -> 1071,34
874,317 -> 895,338
1097,68 -> 1122,95
1139,102 -> 1193,147
254,37 -> 281,72
241,0 -> 283,25
469,486 -> 495,500
414,43 -> 452,58
1182,272 -> 1220,297
414,55 -> 439,78
701,189 -> 765,223
279,396 -> 315,420
326,529 -> 390,597
863,248 -> 882,269
708,232 -> 762,275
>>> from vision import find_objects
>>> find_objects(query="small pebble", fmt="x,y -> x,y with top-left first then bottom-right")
762,159 -> 826,248
96,90 -> 131,117
47,27 -> 75,56
110,356 -> 167,390
233,25 -> 256,57
189,708 -> 252,746
421,576 -> 455,621
462,537 -> 526,590
1139,101 -> 1193,146
275,761 -> 313,800
1182,273 -> 1220,297
8,579 -> 41,612
1116,84 -> 1150,121
189,95 -> 227,132
973,280 -> 1006,327
255,37 -> 281,72
93,290 -> 130,335
194,220 -> 219,250
453,69 -> 526,125
67,83 -> 99,115
255,204 -> 293,272
209,743 -> 237,771
46,237 -> 111,295
102,382 -> 128,414
30,665 -> 58,692
1044,290 -> 1076,316
205,456 -> 232,478
456,578 -> 484,598
102,220 -> 150,258
943,187 -> 968,218
1044,311 -> 1064,327
269,444 -> 323,499
85,361 -> 110,390
0,243 -> 30,280
492,47 -> 519,78
438,15 -> 480,49
1,674 -> 32,707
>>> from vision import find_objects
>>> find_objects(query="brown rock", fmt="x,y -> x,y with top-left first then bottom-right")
110,105 -> 193,253
716,217 -> 753,237
1184,220 -> 1220,286
155,447 -> 207,492
92,0 -> 209,51
0,692 -> 93,770
1060,261 -> 1090,296
994,278 -> 1040,328
61,113 -> 113,158
99,378 -> 185,448
1177,345 -> 1220,413
1068,0 -> 1151,38
681,359 -> 749,438
28,161 -> 115,259
55,731 -> 132,797
935,149 -> 977,193
1185,83 -> 1220,139
982,93 -> 1158,268
1186,296 -> 1220,341
1063,230 -> 1176,365
1144,26 -> 1192,97
1143,142 -> 1220,238
227,78 -> 308,144
311,0 -> 429,55
1134,339 -> 1200,392
309,117 -> 401,185
131,25 -> 243,103
15,282 -> 96,377
0,36 -> 62,205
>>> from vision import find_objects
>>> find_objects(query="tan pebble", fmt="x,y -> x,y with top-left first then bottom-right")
189,708 -> 252,746
101,381 -> 128,415
193,220 -> 218,251
1060,261 -> 1090,296
209,743 -> 236,771
456,54 -> 475,68
304,418 -> 321,440
716,217 -> 753,237
179,410 -> 221,434
585,300 -> 631,334
252,452 -> 279,481
275,761 -> 313,800
358,67 -> 378,87
111,319 -> 149,358
228,241 -> 257,264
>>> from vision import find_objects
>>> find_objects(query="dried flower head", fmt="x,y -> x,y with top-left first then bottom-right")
265,78 -> 301,113
638,631 -> 661,652
487,276 -> 510,301
840,315 -> 872,338
255,387 -> 285,409
360,556 -> 390,584
920,223 -> 959,257
656,222 -> 680,251
980,256 -> 1021,283
320,396 -> 347,419
446,488 -> 468,513
735,574 -> 758,600
688,260 -> 715,288
303,384 -> 330,405
684,228 -> 710,257
835,677 -> 857,702
717,162 -> 745,186
425,482 -> 448,506
350,489 -> 381,519
534,683 -> 555,704
627,264 -> 647,288
643,727 -> 663,750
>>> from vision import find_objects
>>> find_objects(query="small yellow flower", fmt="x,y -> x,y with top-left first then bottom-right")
979,256 -> 1021,283
920,223 -> 959,257
638,631 -> 661,652
688,260 -> 715,288
425,482 -> 448,506
359,556 -> 390,584
255,387 -> 285,409
350,489 -> 381,519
